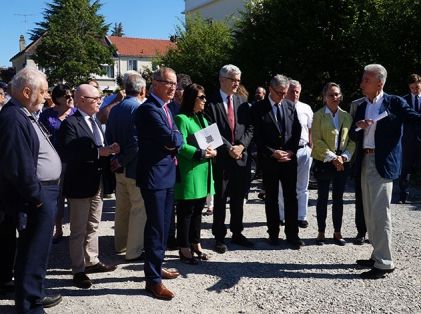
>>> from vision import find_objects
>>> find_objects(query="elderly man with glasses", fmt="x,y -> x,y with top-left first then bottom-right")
58,84 -> 120,289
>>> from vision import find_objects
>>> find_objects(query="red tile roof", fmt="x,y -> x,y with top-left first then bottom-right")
106,36 -> 175,57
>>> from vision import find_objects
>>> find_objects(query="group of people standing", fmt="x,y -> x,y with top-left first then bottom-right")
1,63 -> 421,312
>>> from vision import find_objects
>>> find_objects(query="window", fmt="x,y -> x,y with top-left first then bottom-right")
104,64 -> 114,78
127,59 -> 137,71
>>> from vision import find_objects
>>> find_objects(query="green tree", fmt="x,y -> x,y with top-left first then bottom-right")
110,22 -> 124,37
158,15 -> 234,91
30,0 -> 114,86
234,0 -> 421,107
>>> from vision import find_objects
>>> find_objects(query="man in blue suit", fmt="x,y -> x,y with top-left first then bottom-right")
350,64 -> 421,279
135,67 -> 183,300
0,67 -> 62,313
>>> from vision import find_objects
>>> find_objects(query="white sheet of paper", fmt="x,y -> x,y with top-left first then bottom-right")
193,123 -> 223,150
355,111 -> 388,131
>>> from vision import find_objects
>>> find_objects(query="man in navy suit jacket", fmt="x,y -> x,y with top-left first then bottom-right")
135,67 -> 183,300
350,64 -> 421,279
398,74 -> 421,203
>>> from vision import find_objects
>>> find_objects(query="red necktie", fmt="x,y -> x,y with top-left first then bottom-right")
163,103 -> 173,128
227,95 -> 235,143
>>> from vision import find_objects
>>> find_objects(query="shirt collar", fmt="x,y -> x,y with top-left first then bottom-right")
219,89 -> 231,102
268,95 -> 278,107
150,92 -> 166,107
366,91 -> 384,105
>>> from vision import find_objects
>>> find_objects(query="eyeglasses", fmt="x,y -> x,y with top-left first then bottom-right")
197,95 -> 206,101
64,94 -> 73,99
270,87 -> 287,97
82,96 -> 102,101
327,93 -> 341,98
156,79 -> 177,87
223,77 -> 241,84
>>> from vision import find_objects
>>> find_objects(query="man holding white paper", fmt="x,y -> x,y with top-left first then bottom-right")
350,64 -> 421,279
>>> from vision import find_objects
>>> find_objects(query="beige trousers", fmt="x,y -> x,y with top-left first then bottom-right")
361,154 -> 394,270
114,172 -> 146,260
68,186 -> 103,274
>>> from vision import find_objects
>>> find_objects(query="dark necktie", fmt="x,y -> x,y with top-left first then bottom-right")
89,117 -> 103,147
275,103 -> 284,133
227,95 -> 235,143
415,95 -> 420,112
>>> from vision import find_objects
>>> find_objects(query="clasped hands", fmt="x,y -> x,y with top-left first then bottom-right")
355,119 -> 374,129
332,155 -> 345,171
272,149 -> 293,162
229,144 -> 244,160
99,142 -> 120,157
205,146 -> 217,158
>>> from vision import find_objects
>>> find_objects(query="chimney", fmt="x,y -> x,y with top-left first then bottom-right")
19,35 -> 26,51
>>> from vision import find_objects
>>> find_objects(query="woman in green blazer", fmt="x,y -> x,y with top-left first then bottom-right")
312,82 -> 355,246
175,83 -> 217,264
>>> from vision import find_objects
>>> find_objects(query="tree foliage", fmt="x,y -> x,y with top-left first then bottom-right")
30,0 -> 114,86
234,0 -> 421,108
158,15 -> 234,92
110,22 -> 124,37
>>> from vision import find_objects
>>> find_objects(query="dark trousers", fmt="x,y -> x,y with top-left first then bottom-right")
212,163 -> 247,242
316,168 -> 348,233
141,188 -> 173,285
399,138 -> 421,199
15,185 -> 58,314
176,198 -> 206,248
354,173 -> 367,236
262,158 -> 298,240
0,212 -> 16,284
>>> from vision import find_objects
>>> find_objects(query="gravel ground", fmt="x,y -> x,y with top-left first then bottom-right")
1,179 -> 421,313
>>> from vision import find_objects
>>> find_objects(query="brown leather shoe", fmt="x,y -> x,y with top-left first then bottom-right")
161,268 -> 180,279
85,262 -> 117,274
145,283 -> 175,300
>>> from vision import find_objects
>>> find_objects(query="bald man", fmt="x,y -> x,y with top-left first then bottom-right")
59,84 -> 120,289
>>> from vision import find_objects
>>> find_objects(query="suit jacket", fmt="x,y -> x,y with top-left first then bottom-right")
58,110 -> 106,198
105,95 -> 140,180
311,106 -> 355,162
135,95 -> 183,190
204,92 -> 253,167
0,100 -> 42,217
252,98 -> 301,163
350,93 -> 421,180
402,94 -> 421,143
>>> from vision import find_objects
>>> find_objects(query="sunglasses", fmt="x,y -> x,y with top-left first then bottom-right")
197,95 -> 206,101
82,96 -> 102,101
64,94 -> 73,99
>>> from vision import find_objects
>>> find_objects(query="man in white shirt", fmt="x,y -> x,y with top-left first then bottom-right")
279,80 -> 313,228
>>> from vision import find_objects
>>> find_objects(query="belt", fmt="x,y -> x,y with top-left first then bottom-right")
363,148 -> 375,154
40,179 -> 60,186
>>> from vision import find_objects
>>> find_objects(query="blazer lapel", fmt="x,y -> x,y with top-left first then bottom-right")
216,93 -> 230,128
266,100 -> 281,134
379,93 -> 390,114
75,110 -> 95,142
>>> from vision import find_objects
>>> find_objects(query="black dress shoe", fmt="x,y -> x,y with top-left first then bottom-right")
85,262 -> 117,274
360,267 -> 395,279
215,241 -> 227,254
333,234 -> 346,246
41,294 -> 62,308
73,272 -> 92,289
353,235 -> 366,245
268,236 -> 280,246
298,220 -> 308,228
179,250 -> 199,265
231,234 -> 254,247
356,259 -> 375,268
286,238 -> 305,249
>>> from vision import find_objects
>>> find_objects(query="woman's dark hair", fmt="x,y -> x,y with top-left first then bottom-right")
52,84 -> 72,104
179,83 -> 205,115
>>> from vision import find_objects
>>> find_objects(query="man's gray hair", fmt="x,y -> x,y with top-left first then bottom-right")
123,70 -> 146,95
364,64 -> 387,83
219,64 -> 241,78
289,79 -> 301,87
270,74 -> 290,88
152,67 -> 176,81
11,67 -> 47,93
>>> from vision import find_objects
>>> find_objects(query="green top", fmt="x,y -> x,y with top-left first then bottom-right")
311,106 -> 355,162
174,113 -> 215,200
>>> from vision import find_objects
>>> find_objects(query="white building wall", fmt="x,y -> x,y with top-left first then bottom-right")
185,0 -> 247,22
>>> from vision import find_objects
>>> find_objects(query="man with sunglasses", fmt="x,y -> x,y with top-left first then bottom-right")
252,74 -> 303,249
58,84 -> 120,289
204,64 -> 254,254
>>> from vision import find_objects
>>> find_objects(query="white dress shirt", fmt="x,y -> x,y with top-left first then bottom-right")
363,91 -> 384,149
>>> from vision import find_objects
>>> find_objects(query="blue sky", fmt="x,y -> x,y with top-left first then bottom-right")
0,0 -> 185,67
